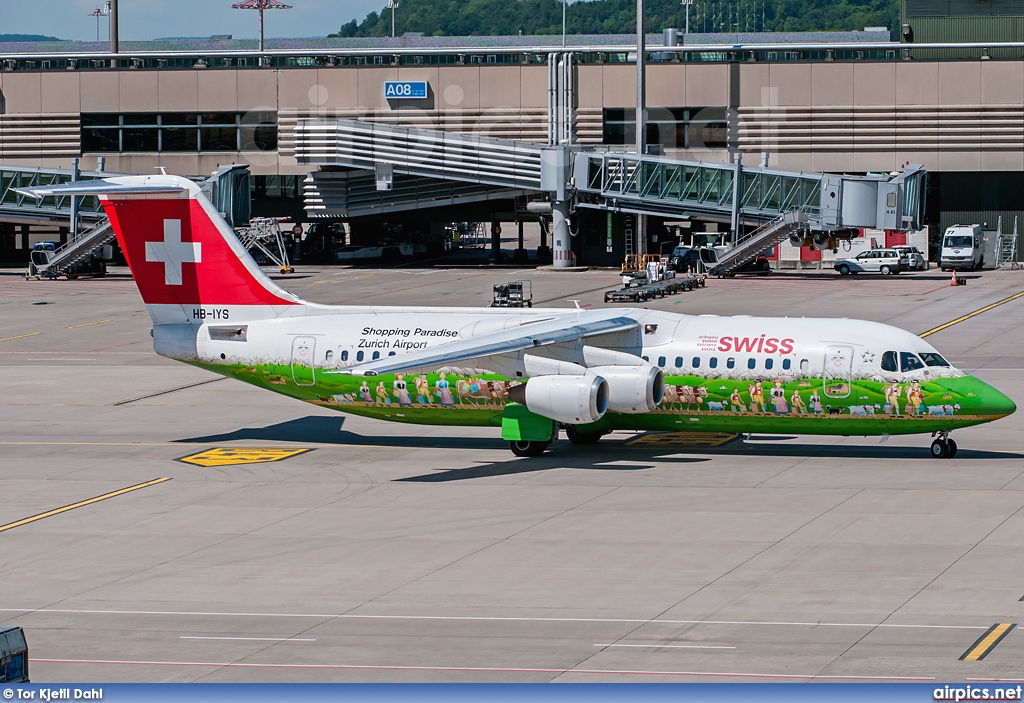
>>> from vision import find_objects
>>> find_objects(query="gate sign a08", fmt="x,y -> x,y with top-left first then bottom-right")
384,81 -> 428,99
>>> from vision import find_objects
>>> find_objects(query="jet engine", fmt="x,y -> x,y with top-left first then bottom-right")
508,372 -> 609,424
589,365 -> 664,413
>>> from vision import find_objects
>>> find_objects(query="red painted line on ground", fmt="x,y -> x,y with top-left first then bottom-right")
31,658 -> 934,681
329,272 -> 490,304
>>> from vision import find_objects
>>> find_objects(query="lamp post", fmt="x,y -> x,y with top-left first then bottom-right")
682,0 -> 693,33
562,0 -> 567,47
232,0 -> 293,53
387,0 -> 399,38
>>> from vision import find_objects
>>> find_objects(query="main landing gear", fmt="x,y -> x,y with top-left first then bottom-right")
510,440 -> 549,457
930,431 -> 958,459
565,426 -> 608,445
510,426 -> 610,456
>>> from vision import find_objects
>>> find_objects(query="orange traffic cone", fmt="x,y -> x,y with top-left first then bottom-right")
950,269 -> 958,286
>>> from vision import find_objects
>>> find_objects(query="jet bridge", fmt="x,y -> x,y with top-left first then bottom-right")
295,118 -> 926,268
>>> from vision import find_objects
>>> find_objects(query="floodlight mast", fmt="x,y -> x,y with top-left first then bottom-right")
232,0 -> 293,53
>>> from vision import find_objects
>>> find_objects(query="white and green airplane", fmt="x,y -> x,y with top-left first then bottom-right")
22,175 -> 1016,458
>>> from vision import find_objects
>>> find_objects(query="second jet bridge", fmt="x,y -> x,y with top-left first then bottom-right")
294,118 -> 925,266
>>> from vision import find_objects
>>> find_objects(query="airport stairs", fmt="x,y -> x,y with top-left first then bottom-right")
32,219 -> 114,278
709,210 -> 808,276
996,216 -> 1019,269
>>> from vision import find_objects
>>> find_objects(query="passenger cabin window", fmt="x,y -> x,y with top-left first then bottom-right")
692,356 -> 700,368
782,358 -> 791,370
341,350 -> 349,362
900,352 -> 925,372
799,359 -> 809,372
881,351 -> 898,372
389,351 -> 396,356
727,357 -> 735,369
765,358 -> 773,370
356,351 -> 364,362
709,357 -> 718,368
747,358 -> 756,370
372,351 -> 380,360
658,356 -> 667,367
675,356 -> 683,367
919,352 -> 950,367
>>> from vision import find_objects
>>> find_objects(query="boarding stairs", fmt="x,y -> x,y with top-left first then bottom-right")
236,218 -> 295,274
30,219 -> 114,279
709,210 -> 808,276
996,216 -> 1019,269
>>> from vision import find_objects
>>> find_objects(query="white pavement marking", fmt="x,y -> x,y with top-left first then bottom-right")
180,636 -> 315,642
595,643 -> 735,649
2,607 -> 988,630
30,658 -> 935,681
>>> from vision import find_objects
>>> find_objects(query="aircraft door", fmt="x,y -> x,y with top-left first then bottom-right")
823,345 -> 853,399
291,336 -> 317,386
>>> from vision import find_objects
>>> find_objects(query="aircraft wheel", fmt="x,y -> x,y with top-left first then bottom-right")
565,426 -> 605,445
510,440 -> 549,457
946,438 -> 958,458
930,439 -> 949,459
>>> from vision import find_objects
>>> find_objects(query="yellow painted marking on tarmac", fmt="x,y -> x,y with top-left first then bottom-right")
305,281 -> 332,287
921,291 -> 1024,338
133,312 -> 150,317
960,623 -> 1016,661
0,332 -> 41,343
625,432 -> 738,447
177,447 -> 313,467
67,319 -> 112,329
0,478 -> 171,534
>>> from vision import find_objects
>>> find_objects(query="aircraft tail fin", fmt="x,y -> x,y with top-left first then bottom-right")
19,176 -> 303,324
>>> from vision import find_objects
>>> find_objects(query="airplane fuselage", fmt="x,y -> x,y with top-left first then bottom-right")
173,306 -> 1014,437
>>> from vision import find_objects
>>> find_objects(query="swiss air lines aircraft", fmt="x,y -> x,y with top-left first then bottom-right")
23,176 -> 1016,458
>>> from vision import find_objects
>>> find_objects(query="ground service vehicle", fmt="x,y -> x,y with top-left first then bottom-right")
940,225 -> 984,272
0,627 -> 28,683
834,249 -> 905,275
893,245 -> 927,271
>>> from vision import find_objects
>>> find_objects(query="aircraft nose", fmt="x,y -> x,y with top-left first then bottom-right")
974,378 -> 1017,418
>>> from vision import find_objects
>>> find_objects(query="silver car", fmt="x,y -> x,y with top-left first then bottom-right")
834,249 -> 904,275
893,245 -> 927,271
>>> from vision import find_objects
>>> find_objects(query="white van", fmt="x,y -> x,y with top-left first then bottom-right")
940,225 -> 983,271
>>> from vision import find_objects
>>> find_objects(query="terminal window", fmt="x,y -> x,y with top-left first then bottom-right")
81,112 -> 278,153
602,107 -> 728,150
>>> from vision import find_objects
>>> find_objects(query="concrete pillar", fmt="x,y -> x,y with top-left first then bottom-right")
636,215 -> 647,255
552,201 -> 573,268
490,221 -> 501,263
20,225 -> 29,252
513,220 -> 529,263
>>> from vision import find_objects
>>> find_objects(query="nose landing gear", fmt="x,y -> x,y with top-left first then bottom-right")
930,431 -> 958,459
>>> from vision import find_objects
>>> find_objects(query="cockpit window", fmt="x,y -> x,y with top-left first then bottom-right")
900,352 -> 926,372
919,352 -> 950,367
881,351 -> 898,372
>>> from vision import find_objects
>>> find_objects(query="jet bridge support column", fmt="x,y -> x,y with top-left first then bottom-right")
552,201 -> 573,268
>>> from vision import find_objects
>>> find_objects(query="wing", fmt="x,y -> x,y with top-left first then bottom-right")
333,310 -> 640,377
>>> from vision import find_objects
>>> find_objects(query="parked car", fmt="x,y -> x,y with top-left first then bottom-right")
834,249 -> 904,275
893,245 -> 927,271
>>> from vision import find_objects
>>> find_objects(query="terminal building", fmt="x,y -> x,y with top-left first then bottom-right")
1,7 -> 1023,268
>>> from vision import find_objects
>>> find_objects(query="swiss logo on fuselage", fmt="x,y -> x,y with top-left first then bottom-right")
717,335 -> 795,354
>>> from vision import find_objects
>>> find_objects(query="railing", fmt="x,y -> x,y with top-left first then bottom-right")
0,167 -> 107,220
2,41 -> 1024,71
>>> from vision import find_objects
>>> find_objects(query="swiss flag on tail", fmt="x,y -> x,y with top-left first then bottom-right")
103,195 -> 298,308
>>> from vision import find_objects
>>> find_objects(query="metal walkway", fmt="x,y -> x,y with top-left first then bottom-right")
574,152 -> 822,223
295,118 -> 925,236
304,170 -> 529,219
1,166 -> 107,225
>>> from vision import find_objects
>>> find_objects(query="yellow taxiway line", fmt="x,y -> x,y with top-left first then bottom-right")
0,332 -> 41,343
921,291 -> 1024,338
67,319 -> 112,329
0,477 -> 171,533
960,623 -> 1016,661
